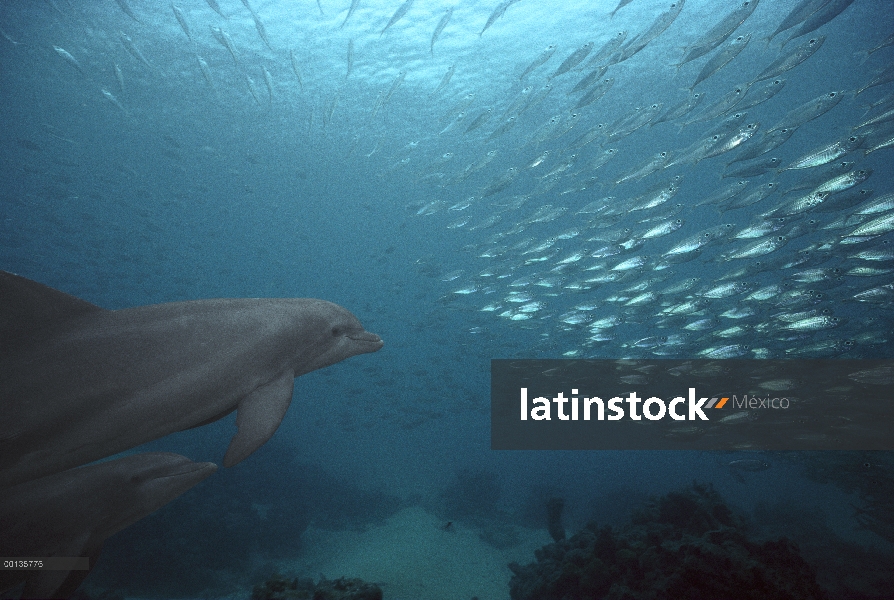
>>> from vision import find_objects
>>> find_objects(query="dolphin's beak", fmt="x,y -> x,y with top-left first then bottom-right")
349,330 -> 384,351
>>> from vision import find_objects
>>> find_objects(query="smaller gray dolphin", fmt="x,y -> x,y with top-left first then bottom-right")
0,452 -> 217,599
0,271 -> 383,487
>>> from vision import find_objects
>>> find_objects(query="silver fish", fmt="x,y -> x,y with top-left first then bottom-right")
289,49 -> 304,91
115,0 -> 140,22
172,4 -> 191,41
482,167 -> 519,196
698,281 -> 751,298
480,0 -> 520,37
615,152 -> 669,186
205,0 -> 227,18
381,0 -> 413,36
724,181 -> 778,211
690,33 -> 751,90
695,179 -> 749,207
550,42 -> 594,79
346,39 -> 354,78
585,31 -> 627,68
487,116 -> 519,141
520,44 -> 557,79
574,78 -> 614,110
702,122 -> 760,159
570,65 -> 608,95
664,224 -> 733,257
465,108 -> 494,134
119,32 -> 154,71
610,0 -> 636,18
782,0 -> 856,47
755,35 -> 825,81
729,126 -> 795,163
341,0 -> 362,28
654,92 -> 706,127
765,0 -> 828,44
782,134 -> 864,170
685,83 -> 750,125
251,12 -> 273,50
383,70 -> 406,104
0,25 -> 19,46
53,45 -> 85,76
734,218 -> 785,239
640,218 -> 684,239
197,55 -> 214,90
769,191 -> 829,216
771,90 -> 843,131
114,63 -> 125,94
101,88 -> 128,114
430,7 -> 453,54
210,26 -> 239,64
856,63 -> 894,95
783,316 -> 841,331
617,0 -> 686,62
723,235 -> 787,260
865,134 -> 894,155
853,106 -> 894,130
679,0 -> 759,66
263,67 -> 274,105
812,168 -> 872,194
607,103 -> 663,141
723,156 -> 780,178
430,65 -> 455,97
848,211 -> 894,237
245,73 -> 263,106
735,78 -> 786,111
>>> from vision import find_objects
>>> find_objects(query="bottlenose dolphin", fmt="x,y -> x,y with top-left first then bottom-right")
0,452 -> 217,599
0,271 -> 383,487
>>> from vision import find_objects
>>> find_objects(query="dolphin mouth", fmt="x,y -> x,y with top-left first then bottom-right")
154,460 -> 219,481
348,330 -> 384,348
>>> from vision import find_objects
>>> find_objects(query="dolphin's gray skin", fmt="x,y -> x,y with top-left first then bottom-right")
0,271 -> 383,487
0,452 -> 217,599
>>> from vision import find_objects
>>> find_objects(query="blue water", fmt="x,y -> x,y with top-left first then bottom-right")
1,0 -> 893,598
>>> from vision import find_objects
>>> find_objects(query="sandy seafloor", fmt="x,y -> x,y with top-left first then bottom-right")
279,506 -> 549,600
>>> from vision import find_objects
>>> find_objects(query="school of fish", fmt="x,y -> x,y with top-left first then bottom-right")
19,0 -> 894,359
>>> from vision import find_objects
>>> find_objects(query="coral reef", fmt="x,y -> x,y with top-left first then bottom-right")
250,574 -> 383,600
752,500 -> 894,599
546,497 -> 565,543
508,483 -> 826,600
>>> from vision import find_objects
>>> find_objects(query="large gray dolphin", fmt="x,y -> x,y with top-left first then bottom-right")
0,452 -> 217,600
0,271 -> 383,487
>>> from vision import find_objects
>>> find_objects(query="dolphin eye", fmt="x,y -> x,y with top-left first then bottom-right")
331,327 -> 342,336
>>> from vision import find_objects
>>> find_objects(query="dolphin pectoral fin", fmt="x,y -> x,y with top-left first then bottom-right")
183,406 -> 237,431
222,372 -> 295,468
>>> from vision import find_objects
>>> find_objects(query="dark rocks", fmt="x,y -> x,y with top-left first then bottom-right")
251,574 -> 383,600
508,483 -> 827,600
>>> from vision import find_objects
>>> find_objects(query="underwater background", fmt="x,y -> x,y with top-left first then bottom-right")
1,0 -> 893,598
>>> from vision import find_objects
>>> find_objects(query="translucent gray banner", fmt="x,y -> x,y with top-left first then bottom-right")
491,360 -> 894,450
0,557 -> 90,570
